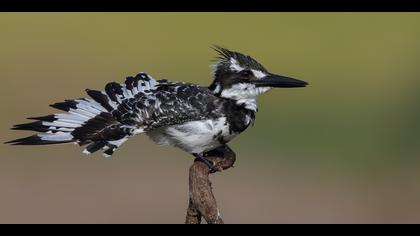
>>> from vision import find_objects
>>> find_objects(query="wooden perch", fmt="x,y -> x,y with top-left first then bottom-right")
185,145 -> 236,224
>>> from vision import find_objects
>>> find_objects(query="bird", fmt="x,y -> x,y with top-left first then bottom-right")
6,46 -> 308,171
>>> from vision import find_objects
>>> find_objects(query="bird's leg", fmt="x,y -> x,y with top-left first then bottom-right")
193,153 -> 217,173
203,145 -> 236,172
193,145 -> 236,173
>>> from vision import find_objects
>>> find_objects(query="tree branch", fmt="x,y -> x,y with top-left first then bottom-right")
185,145 -> 236,224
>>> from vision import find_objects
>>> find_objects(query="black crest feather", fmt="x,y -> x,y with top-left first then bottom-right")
211,45 -> 267,72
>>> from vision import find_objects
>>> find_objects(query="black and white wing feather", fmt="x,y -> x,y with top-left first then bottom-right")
6,72 -> 222,157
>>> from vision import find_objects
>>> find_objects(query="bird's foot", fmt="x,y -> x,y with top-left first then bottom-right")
194,155 -> 221,173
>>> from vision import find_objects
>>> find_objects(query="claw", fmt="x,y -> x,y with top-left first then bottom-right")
193,153 -> 219,173
210,165 -> 223,173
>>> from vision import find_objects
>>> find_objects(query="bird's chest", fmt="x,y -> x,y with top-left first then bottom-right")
152,117 -> 245,154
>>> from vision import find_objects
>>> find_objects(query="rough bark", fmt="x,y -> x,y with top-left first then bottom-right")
185,145 -> 236,224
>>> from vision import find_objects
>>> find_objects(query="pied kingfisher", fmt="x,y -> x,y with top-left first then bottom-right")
6,47 -> 308,171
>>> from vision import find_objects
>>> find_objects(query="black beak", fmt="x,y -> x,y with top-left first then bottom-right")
254,73 -> 308,88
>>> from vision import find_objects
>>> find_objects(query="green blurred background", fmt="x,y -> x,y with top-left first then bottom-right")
1,13 -> 420,223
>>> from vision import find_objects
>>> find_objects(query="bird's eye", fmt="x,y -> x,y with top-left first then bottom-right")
240,70 -> 252,77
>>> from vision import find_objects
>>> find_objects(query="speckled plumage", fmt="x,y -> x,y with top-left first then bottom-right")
7,72 -> 255,156
7,47 -> 307,158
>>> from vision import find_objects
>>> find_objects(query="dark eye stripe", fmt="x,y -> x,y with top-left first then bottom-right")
240,70 -> 252,77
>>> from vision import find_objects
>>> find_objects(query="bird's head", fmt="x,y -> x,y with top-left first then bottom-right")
209,46 -> 308,111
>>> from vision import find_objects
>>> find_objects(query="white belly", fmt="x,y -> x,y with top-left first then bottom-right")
146,117 -> 236,154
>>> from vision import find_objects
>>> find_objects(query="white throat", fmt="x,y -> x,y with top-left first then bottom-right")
220,83 -> 271,111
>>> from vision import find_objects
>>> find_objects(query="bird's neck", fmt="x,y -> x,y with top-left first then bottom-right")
234,98 -> 257,112
208,82 -> 258,112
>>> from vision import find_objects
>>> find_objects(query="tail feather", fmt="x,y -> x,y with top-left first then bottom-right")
83,141 -> 107,154
6,72 -> 156,156
11,121 -> 50,132
7,99 -> 136,156
5,133 -> 73,145
85,89 -> 115,112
